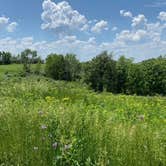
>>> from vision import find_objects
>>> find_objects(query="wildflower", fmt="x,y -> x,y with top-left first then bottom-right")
41,124 -> 47,130
138,115 -> 145,121
34,146 -> 38,151
64,144 -> 72,150
38,110 -> 44,116
52,142 -> 58,150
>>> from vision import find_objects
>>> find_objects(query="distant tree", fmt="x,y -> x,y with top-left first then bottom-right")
64,54 -> 81,81
45,54 -> 66,80
116,56 -> 133,93
141,56 -> 166,95
0,51 -> 12,64
126,63 -> 146,95
84,51 -> 117,92
21,49 -> 39,73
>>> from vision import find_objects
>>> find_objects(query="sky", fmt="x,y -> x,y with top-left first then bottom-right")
0,0 -> 166,61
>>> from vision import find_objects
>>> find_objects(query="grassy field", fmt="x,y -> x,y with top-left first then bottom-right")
0,64 -> 45,78
0,65 -> 166,165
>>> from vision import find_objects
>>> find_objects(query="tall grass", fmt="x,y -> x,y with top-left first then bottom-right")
0,76 -> 166,165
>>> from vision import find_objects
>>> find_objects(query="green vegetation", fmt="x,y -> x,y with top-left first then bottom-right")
1,49 -> 166,95
45,51 -> 166,96
0,64 -> 45,79
45,53 -> 81,81
0,50 -> 165,165
0,75 -> 166,165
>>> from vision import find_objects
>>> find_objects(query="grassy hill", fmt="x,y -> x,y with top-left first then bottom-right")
0,74 -> 166,165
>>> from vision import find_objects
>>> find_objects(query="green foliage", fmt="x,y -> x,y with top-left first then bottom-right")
116,56 -> 133,93
0,64 -> 45,79
64,54 -> 81,81
0,51 -> 12,64
45,53 -> 81,81
34,61 -> 42,75
21,49 -> 39,73
0,76 -> 166,165
83,53 -> 166,95
141,57 -> 166,95
84,51 -> 117,92
0,49 -> 166,96
45,54 -> 66,80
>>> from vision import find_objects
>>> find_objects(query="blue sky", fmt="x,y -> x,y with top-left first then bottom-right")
0,0 -> 166,61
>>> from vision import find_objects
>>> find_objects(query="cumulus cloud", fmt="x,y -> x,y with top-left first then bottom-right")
120,11 -> 147,28
7,22 -> 18,32
80,24 -> 89,31
120,10 -> 132,18
0,30 -> 165,62
91,20 -> 108,33
158,11 -> 166,21
0,15 -> 18,32
0,16 -> 9,27
0,4 -> 166,62
41,0 -> 87,35
116,29 -> 147,42
132,14 -> 147,27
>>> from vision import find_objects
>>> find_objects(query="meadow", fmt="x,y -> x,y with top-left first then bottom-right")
0,64 -> 45,79
0,65 -> 166,166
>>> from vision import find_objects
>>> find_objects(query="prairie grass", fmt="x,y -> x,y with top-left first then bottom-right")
0,76 -> 166,165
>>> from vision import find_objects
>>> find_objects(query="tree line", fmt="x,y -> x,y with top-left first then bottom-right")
45,51 -> 166,96
0,49 -> 42,65
0,49 -> 165,96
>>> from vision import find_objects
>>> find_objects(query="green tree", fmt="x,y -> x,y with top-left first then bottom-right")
64,54 -> 81,81
141,56 -> 166,95
21,49 -> 38,73
45,54 -> 66,80
0,51 -> 12,64
116,56 -> 133,93
84,51 -> 117,92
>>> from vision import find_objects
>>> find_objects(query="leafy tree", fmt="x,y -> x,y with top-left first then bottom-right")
0,51 -> 12,64
141,56 -> 166,95
126,63 -> 146,95
64,54 -> 81,81
21,49 -> 39,73
116,56 -> 133,93
84,51 -> 117,92
45,54 -> 66,80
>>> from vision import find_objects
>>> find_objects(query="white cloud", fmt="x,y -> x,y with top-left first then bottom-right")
158,11 -> 166,21
21,37 -> 34,46
132,14 -> 147,27
7,22 -> 18,32
0,6 -> 165,62
91,20 -> 108,33
145,1 -> 166,8
116,29 -> 147,42
111,26 -> 118,31
120,10 -> 132,18
0,31 -> 165,62
41,0 -> 87,34
80,24 -> 89,31
0,16 -> 9,27
0,16 -> 18,32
